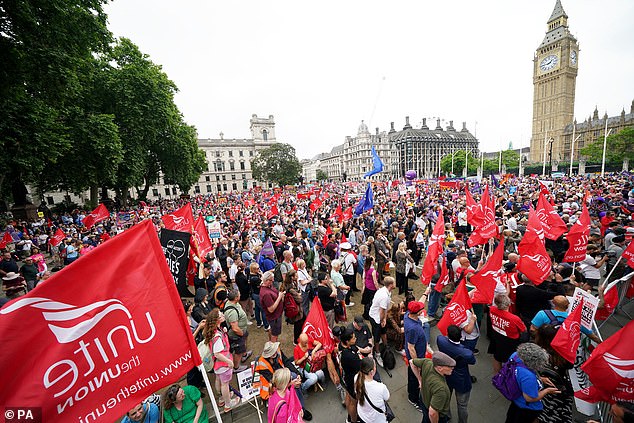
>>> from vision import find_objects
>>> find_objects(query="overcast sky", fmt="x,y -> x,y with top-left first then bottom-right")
104,0 -> 633,160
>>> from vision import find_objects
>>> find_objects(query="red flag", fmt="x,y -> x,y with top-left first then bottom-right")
162,203 -> 195,233
465,187 -> 485,228
551,299 -> 584,363
470,239 -> 504,304
469,186 -> 497,242
579,320 -> 634,403
331,205 -> 343,223
244,198 -> 255,208
50,228 -> 66,247
267,204 -> 279,219
517,207 -> 551,285
536,193 -> 567,240
420,212 -> 445,285
2,231 -> 13,243
563,202 -> 591,262
538,180 -> 550,196
186,254 -> 198,287
622,241 -> 634,268
82,203 -> 110,229
437,281 -> 472,336
342,207 -> 353,221
434,256 -> 450,293
302,297 -> 336,353
309,198 -> 322,213
191,216 -> 213,259
439,181 -> 459,190
322,226 -> 333,247
0,220 -> 200,422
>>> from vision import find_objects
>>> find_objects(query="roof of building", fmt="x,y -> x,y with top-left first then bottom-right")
540,0 -> 575,48
548,0 -> 567,22
389,123 -> 477,143
563,109 -> 634,134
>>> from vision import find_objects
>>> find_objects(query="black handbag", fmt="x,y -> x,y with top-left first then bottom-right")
364,391 -> 395,422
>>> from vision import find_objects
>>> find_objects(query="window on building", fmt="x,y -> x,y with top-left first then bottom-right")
216,151 -> 221,157
223,184 -> 227,191
222,175 -> 226,181
217,184 -> 221,192
242,173 -> 247,180
229,151 -> 233,157
240,161 -> 245,170
205,175 -> 210,182
172,187 -> 177,195
47,196 -> 54,205
231,174 -> 236,180
262,129 -> 268,141
232,183 -> 237,191
194,186 -> 200,194
239,151 -> 243,157
206,185 -> 212,193
252,182 -> 257,188
249,151 -> 254,157
216,175 -> 220,181
152,189 -> 159,197
243,181 -> 248,189
230,162 -> 235,171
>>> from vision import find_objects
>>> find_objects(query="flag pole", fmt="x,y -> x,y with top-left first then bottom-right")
601,257 -> 623,288
200,364 -> 224,423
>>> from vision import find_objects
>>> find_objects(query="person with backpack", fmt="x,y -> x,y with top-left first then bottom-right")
281,270 -> 305,344
202,308 -> 240,413
267,368 -> 305,423
224,290 -> 251,372
489,294 -> 527,374
503,343 -> 560,423
211,271 -> 230,310
529,295 -> 602,344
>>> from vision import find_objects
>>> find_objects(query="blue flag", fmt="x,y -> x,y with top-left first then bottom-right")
354,183 -> 374,215
363,146 -> 384,178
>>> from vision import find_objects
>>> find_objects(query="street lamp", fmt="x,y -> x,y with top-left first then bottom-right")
569,134 -> 581,176
548,137 -> 554,175
542,130 -> 549,176
601,119 -> 614,177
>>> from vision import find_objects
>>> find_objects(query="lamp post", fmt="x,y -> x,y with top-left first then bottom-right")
601,119 -> 614,177
569,134 -> 581,176
451,147 -> 455,175
548,137 -> 554,175
542,130 -> 549,176
465,149 -> 469,178
498,150 -> 502,174
480,151 -> 484,179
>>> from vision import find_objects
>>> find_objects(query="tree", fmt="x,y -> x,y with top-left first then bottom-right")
102,38 -> 205,202
440,150 -> 479,176
316,169 -> 329,181
0,0 -> 113,204
580,127 -> 634,165
251,144 -> 302,187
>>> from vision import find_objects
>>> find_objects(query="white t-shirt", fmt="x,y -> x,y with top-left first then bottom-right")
297,268 -> 310,293
370,287 -> 391,325
459,310 -> 480,341
580,255 -> 601,280
458,211 -> 468,227
341,252 -> 357,276
355,377 -> 390,423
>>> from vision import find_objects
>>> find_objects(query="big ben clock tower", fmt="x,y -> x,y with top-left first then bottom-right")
530,0 -> 579,165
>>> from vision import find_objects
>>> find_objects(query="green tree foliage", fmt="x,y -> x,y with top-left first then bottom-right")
103,39 -> 205,201
316,169 -> 329,181
0,0 -> 113,203
251,144 -> 302,187
440,149 -> 521,176
580,127 -> 634,164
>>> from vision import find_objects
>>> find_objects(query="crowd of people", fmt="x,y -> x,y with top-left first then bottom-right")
1,172 -> 634,423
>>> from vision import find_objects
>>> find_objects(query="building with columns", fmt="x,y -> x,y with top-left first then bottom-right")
389,117 -> 478,178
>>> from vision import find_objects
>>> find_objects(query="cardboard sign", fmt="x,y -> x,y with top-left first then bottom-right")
209,220 -> 222,239
237,367 -> 258,401
569,287 -> 599,331
390,191 -> 399,201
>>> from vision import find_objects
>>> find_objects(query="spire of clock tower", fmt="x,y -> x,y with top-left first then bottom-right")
548,0 -> 567,23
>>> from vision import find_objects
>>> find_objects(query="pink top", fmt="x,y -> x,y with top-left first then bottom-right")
267,387 -> 302,423
364,267 -> 377,291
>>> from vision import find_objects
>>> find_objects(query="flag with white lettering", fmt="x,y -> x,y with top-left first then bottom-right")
0,220 -> 200,423
161,203 -> 194,233
563,201 -> 591,263
82,204 -> 110,230
160,228 -> 193,298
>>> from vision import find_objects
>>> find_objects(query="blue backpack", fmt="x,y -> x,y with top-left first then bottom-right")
492,358 -> 526,401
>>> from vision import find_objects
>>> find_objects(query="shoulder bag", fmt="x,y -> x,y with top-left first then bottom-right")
364,390 -> 395,422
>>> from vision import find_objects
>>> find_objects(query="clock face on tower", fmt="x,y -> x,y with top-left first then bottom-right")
570,50 -> 577,65
539,54 -> 559,72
